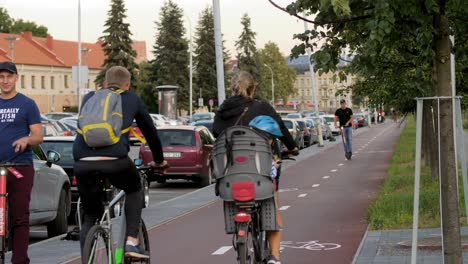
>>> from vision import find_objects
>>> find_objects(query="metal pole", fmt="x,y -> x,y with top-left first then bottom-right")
187,16 -> 193,118
411,99 -> 424,264
5,36 -> 17,62
212,0 -> 225,105
450,35 -> 458,194
437,98 -> 445,264
303,17 -> 323,147
455,98 -> 468,223
77,0 -> 82,110
264,64 -> 274,106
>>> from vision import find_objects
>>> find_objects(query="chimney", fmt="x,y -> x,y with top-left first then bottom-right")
23,31 -> 33,40
46,35 -> 54,50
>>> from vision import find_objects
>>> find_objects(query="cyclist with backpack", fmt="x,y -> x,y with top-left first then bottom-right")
213,71 -> 298,264
73,66 -> 168,259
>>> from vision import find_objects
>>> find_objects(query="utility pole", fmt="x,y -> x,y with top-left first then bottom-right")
77,0 -> 82,110
303,17 -> 323,147
213,0 -> 225,105
186,15 -> 193,118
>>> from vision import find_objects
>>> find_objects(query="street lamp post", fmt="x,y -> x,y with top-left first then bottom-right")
185,15 -> 193,118
264,64 -> 275,106
5,36 -> 19,62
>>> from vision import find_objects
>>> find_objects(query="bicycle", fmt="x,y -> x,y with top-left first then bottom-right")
82,162 -> 168,264
0,161 -> 29,264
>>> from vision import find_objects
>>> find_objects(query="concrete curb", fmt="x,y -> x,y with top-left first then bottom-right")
352,225 -> 369,264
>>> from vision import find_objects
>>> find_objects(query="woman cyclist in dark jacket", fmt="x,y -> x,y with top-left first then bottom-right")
213,70 -> 297,264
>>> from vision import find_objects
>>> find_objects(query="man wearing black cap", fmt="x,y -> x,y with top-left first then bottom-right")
0,61 -> 43,264
334,99 -> 353,160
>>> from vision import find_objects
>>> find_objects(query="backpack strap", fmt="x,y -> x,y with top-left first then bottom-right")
122,126 -> 147,145
234,101 -> 253,126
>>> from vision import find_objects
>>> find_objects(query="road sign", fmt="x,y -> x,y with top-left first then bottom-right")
198,97 -> 204,107
209,99 -> 214,107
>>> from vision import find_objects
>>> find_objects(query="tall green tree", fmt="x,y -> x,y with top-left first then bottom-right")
10,19 -> 49,37
145,0 -> 189,112
95,0 -> 138,90
235,14 -> 260,82
270,0 -> 467,261
0,8 -> 13,33
257,42 -> 297,104
193,7 -> 230,107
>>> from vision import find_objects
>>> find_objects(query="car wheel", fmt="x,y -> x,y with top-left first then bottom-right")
47,189 -> 69,238
200,165 -> 213,187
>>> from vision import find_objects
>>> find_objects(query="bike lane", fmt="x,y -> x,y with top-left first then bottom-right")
138,122 -> 402,264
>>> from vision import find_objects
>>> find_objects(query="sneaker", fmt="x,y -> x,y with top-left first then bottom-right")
267,255 -> 281,264
125,244 -> 149,259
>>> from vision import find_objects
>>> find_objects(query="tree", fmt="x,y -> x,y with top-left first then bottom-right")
269,0 -> 467,261
0,8 -> 13,33
193,7 -> 230,107
95,0 -> 139,90
10,19 -> 49,37
147,0 -> 189,113
257,42 -> 297,104
235,14 -> 260,83
136,61 -> 157,113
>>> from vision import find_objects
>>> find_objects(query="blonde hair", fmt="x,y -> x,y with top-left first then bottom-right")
231,71 -> 256,97
105,66 -> 131,88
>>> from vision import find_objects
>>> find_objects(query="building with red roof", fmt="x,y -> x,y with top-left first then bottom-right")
0,32 -> 147,112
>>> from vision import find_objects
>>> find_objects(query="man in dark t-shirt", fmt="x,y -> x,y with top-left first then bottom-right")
0,61 -> 43,264
334,99 -> 354,160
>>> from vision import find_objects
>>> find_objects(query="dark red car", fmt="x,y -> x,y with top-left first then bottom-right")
139,126 -> 215,186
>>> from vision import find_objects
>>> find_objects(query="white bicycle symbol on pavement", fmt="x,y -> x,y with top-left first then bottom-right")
280,241 -> 341,251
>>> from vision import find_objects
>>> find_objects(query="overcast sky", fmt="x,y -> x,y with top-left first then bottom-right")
1,0 -> 309,60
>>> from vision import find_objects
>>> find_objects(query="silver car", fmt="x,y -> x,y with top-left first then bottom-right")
31,145 -> 71,238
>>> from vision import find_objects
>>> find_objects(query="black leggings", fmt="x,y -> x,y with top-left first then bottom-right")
74,157 -> 142,250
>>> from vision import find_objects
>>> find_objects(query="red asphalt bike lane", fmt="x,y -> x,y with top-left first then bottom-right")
70,122 -> 402,264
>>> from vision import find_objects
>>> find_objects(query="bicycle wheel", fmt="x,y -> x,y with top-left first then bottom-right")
236,229 -> 253,264
124,219 -> 150,264
82,225 -> 111,264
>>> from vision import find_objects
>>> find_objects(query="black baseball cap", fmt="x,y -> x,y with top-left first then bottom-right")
340,99 -> 346,104
0,61 -> 18,74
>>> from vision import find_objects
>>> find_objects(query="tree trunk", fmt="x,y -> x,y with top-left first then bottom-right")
435,2 -> 462,262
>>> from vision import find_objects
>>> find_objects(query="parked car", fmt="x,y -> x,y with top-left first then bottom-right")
191,112 -> 215,123
323,115 -> 341,135
44,112 -> 77,121
285,113 -> 302,119
282,118 -> 304,149
296,119 -> 312,148
149,113 -> 171,127
41,122 -> 60,137
354,113 -> 369,127
30,145 -> 71,237
192,120 -> 214,134
60,116 -> 78,130
310,117 -> 334,141
139,126 -> 215,186
305,119 -> 319,144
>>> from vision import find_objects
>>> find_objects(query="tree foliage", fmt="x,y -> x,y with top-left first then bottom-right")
257,42 -> 297,104
235,14 -> 261,82
146,0 -> 189,112
95,0 -> 139,90
0,8 -> 49,37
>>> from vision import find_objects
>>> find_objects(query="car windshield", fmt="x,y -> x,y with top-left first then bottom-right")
323,116 -> 334,122
355,114 -> 364,118
158,130 -> 196,146
41,141 -> 75,167
192,114 -> 212,122
283,120 -> 293,129
286,114 -> 300,119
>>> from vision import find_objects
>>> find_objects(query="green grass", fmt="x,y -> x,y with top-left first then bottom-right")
367,118 -> 466,230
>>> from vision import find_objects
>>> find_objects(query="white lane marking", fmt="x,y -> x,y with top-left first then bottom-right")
355,151 -> 359,154
338,163 -> 344,166
212,246 -> 233,255
298,193 -> 308,198
279,206 -> 291,211
312,184 -> 320,188
331,169 -> 338,172
323,176 -> 330,179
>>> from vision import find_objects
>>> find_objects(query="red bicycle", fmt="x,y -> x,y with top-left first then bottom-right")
0,161 -> 29,264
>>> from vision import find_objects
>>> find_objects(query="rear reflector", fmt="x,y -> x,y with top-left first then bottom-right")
231,182 -> 255,201
234,212 -> 251,223
72,176 -> 77,186
238,230 -> 246,236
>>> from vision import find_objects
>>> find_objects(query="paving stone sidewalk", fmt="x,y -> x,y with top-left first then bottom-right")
353,226 -> 468,263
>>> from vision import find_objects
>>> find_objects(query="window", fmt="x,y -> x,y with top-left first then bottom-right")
87,79 -> 90,88
329,78 -> 333,84
41,76 -> 45,89
50,76 -> 55,89
64,75 -> 69,88
31,76 -> 36,88
21,75 -> 25,88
